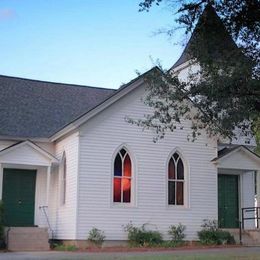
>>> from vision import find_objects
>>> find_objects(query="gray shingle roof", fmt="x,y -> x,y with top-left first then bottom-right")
171,5 -> 238,70
212,145 -> 260,161
0,75 -> 115,138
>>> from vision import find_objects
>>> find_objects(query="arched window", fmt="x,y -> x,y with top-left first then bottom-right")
168,152 -> 184,205
113,148 -> 132,203
61,153 -> 67,205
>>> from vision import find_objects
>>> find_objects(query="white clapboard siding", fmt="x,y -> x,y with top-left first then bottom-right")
77,84 -> 218,241
218,150 -> 260,171
34,165 -> 59,236
37,142 -> 56,155
0,141 -> 54,154
54,132 -> 79,239
241,171 -> 255,229
175,63 -> 200,83
47,166 -> 59,237
34,167 -> 47,227
0,144 -> 51,166
0,141 -> 16,151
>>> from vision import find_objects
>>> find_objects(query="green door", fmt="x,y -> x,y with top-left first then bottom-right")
218,174 -> 239,228
2,169 -> 36,227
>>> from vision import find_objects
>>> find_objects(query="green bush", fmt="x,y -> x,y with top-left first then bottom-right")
198,219 -> 235,245
217,230 -> 236,244
200,219 -> 218,231
53,243 -> 78,251
87,227 -> 105,246
168,223 -> 186,245
124,222 -> 163,247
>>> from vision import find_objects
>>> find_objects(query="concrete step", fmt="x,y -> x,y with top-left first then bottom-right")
243,230 -> 260,246
223,228 -> 260,246
6,227 -> 50,251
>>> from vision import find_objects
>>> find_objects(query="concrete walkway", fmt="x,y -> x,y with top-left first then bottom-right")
0,247 -> 260,260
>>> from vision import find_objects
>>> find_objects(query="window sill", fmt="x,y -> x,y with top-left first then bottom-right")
111,203 -> 137,209
166,205 -> 189,210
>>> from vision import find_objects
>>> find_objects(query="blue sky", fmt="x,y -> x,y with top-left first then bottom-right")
0,0 -> 185,89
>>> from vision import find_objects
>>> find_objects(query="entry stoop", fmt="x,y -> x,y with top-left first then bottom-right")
242,230 -> 260,246
224,229 -> 260,246
7,227 -> 50,251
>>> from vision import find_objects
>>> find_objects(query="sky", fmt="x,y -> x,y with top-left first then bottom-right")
0,0 -> 185,89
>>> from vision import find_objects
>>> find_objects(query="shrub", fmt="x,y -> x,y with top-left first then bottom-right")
198,219 -> 235,245
124,222 -> 163,247
201,219 -> 218,231
216,230 -> 236,245
53,243 -> 78,251
87,227 -> 105,247
168,223 -> 186,245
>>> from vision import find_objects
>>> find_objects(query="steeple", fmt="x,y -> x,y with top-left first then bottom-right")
171,4 -> 239,70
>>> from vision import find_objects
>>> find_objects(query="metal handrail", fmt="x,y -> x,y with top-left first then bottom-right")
39,206 -> 54,240
241,207 -> 260,229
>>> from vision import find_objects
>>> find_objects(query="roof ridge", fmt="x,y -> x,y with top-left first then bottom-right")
0,66 -> 159,139
0,74 -> 116,91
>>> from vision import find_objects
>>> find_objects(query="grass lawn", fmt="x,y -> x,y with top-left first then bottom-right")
125,256 -> 260,260
2,247 -> 260,260
56,254 -> 260,260
56,251 -> 260,260
51,247 -> 260,260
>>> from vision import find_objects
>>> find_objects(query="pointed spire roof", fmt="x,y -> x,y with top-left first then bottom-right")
171,4 -> 239,70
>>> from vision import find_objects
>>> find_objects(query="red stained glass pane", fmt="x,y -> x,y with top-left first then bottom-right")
113,178 -> 121,202
123,178 -> 131,203
176,182 -> 184,205
123,154 -> 131,177
168,158 -> 175,179
177,159 -> 184,180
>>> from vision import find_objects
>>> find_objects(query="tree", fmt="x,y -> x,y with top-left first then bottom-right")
127,1 -> 260,144
139,0 -> 259,75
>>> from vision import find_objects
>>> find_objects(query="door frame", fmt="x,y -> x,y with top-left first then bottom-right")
218,173 -> 241,228
2,168 -> 37,227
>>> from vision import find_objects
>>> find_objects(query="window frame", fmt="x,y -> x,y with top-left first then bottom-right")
111,146 -> 135,207
60,152 -> 67,206
166,149 -> 189,208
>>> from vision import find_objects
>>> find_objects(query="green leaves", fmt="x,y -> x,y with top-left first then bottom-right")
124,222 -> 163,247
131,2 -> 259,143
87,227 -> 106,247
138,0 -> 162,12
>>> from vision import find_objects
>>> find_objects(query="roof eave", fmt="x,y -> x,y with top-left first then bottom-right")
212,145 -> 260,163
0,135 -> 51,143
170,59 -> 195,74
0,140 -> 59,164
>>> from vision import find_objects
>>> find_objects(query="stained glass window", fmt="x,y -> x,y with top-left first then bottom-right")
168,152 -> 184,205
113,148 -> 132,203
